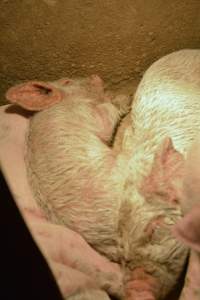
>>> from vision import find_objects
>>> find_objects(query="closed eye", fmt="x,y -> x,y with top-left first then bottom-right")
58,78 -> 72,86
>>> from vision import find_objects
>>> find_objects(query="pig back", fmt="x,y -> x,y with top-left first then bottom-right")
131,49 -> 200,159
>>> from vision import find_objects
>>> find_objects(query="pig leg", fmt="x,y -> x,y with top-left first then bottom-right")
125,268 -> 158,300
27,217 -> 123,298
50,262 -> 98,298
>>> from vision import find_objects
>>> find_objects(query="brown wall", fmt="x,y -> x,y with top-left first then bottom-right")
1,0 -> 200,104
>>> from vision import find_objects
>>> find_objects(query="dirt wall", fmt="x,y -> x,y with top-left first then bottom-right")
1,0 -> 200,104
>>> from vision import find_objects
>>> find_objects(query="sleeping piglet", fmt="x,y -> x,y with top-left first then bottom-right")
6,75 -> 131,300
6,49 -> 199,300
119,49 -> 200,299
173,138 -> 200,300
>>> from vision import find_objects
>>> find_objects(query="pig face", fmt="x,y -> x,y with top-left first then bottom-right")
5,74 -> 107,112
54,75 -> 105,99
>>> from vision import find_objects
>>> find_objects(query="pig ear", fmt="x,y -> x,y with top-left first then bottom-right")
6,81 -> 64,111
90,74 -> 103,85
90,74 -> 104,91
141,137 -> 185,204
173,204 -> 200,251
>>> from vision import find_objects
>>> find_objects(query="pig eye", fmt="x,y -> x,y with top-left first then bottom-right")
61,79 -> 72,85
57,78 -> 72,86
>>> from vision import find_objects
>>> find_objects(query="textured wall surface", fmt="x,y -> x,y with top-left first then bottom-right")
1,0 -> 200,104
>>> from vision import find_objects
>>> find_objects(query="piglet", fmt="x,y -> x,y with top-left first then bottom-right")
173,138 -> 200,300
120,49 -> 200,299
121,49 -> 200,299
6,75 -> 131,299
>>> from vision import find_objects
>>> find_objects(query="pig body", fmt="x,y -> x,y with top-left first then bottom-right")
6,75 -> 131,299
121,49 -> 200,298
7,48 -> 200,299
24,77 -> 131,259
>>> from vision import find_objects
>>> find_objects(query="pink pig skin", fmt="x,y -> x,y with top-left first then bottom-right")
173,139 -> 200,300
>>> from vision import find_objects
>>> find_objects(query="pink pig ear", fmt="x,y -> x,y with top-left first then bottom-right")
6,81 -> 64,111
141,137 -> 185,204
90,74 -> 104,86
89,74 -> 105,93
173,204 -> 200,251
